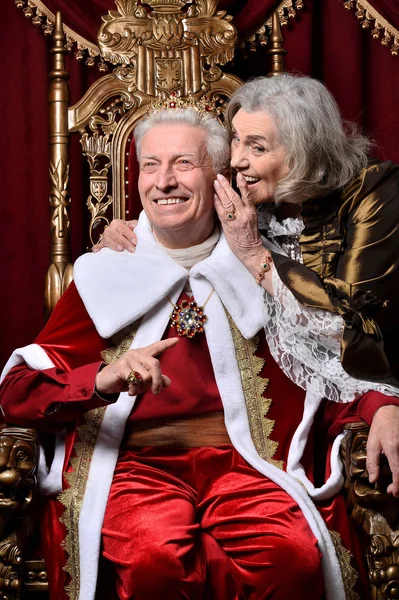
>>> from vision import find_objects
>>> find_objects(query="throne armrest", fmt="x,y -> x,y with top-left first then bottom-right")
341,421 -> 399,599
0,425 -> 48,598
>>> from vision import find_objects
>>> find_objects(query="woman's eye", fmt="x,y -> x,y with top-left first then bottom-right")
232,135 -> 240,143
252,146 -> 265,154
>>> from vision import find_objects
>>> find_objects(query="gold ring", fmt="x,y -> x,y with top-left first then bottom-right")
126,371 -> 143,386
226,211 -> 236,221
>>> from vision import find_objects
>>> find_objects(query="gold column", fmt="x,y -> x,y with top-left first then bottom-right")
268,11 -> 287,76
45,11 -> 73,318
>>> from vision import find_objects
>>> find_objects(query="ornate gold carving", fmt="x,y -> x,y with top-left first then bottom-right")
368,534 -> 399,600
330,531 -> 359,600
226,314 -> 283,469
98,0 -> 237,96
341,422 -> 399,599
0,540 -> 22,599
0,427 -> 38,538
81,132 -> 113,245
58,407 -> 106,600
45,13 -> 73,317
23,558 -> 48,592
268,11 -> 287,76
66,0 -> 242,233
0,427 -> 39,599
343,1 -> 399,56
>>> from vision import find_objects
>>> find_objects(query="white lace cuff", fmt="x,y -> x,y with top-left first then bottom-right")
263,267 -> 399,403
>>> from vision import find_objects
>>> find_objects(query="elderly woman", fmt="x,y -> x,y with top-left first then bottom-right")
99,74 -> 399,495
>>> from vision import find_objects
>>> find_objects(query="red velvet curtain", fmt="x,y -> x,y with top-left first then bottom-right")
1,0 -> 399,369
369,1 -> 399,28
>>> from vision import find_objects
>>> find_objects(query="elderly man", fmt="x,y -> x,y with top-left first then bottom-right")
0,105 -> 390,600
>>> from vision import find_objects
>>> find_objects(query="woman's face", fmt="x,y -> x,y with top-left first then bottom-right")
230,109 -> 290,205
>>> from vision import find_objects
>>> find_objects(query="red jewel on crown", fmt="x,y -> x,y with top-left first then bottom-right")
170,299 -> 207,338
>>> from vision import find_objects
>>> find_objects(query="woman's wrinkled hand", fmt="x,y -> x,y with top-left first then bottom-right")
95,338 -> 179,397
367,404 -> 399,497
213,173 -> 265,264
92,219 -> 138,253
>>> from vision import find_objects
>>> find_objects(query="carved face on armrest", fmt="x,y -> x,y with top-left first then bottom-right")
0,428 -> 37,515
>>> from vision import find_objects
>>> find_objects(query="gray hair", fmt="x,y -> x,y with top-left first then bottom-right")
134,107 -> 230,173
225,74 -> 372,204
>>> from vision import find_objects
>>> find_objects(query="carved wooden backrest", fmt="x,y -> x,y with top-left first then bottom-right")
46,0 -> 247,316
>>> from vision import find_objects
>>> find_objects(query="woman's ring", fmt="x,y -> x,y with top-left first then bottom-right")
126,371 -> 142,386
226,211 -> 236,221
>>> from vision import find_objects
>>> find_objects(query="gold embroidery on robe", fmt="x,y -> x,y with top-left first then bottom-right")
226,313 -> 283,469
330,530 -> 359,600
58,407 -> 106,600
59,320 -> 140,599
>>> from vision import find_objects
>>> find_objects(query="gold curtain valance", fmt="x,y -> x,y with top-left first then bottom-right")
343,0 -> 399,56
15,0 -> 104,68
243,0 -> 303,50
15,0 -> 304,67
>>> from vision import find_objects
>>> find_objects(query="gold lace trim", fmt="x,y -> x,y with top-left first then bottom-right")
14,1 -> 103,68
59,320 -> 141,598
101,321 -> 142,365
243,0 -> 304,49
330,530 -> 360,600
343,1 -> 399,55
226,313 -> 283,469
58,407 -> 106,600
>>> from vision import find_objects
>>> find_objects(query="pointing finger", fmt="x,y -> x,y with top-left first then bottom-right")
144,337 -> 179,357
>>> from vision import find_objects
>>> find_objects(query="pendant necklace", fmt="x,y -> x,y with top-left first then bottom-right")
167,288 -> 215,338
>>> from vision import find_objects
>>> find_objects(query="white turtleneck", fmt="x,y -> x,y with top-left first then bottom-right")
155,226 -> 220,295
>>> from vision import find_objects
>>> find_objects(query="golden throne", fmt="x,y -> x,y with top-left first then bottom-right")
0,2 -> 398,599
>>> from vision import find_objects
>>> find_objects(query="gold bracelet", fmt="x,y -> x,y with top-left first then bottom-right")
255,252 -> 273,284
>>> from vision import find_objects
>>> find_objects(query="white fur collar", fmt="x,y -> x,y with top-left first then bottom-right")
74,212 -> 265,340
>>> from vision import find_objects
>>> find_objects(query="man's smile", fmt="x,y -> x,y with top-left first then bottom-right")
153,197 -> 190,205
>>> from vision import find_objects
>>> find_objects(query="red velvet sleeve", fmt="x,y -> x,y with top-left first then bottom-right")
324,390 -> 399,439
0,282 -> 112,431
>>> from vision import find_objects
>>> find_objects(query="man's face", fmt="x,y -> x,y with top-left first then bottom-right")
138,123 -> 216,249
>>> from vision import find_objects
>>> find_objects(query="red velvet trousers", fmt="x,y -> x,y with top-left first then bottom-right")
100,445 -> 324,600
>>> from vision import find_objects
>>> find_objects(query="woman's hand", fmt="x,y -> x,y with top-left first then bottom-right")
93,219 -> 138,253
214,173 -> 273,294
367,404 -> 399,497
95,338 -> 179,397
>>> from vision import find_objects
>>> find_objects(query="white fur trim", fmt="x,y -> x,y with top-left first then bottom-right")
76,288 -> 345,600
77,297 -> 174,600
2,225 -> 347,600
1,344 -> 55,383
0,344 -> 65,495
286,391 -> 345,500
74,212 -> 266,341
203,296 -> 346,600
38,432 -> 66,495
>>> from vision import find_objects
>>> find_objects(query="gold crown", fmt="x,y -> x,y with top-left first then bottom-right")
144,0 -> 188,9
148,92 -> 222,119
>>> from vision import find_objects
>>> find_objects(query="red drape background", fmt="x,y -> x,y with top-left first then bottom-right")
1,0 -> 398,369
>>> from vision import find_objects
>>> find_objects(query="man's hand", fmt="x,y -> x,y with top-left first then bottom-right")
96,338 -> 179,397
367,404 -> 399,497
93,219 -> 138,253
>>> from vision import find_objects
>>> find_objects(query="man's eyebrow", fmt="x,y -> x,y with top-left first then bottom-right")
140,152 -> 198,161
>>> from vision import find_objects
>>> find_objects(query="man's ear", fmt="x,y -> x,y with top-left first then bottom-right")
214,168 -> 230,179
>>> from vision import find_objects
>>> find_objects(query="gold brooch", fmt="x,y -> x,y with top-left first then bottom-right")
167,289 -> 215,338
